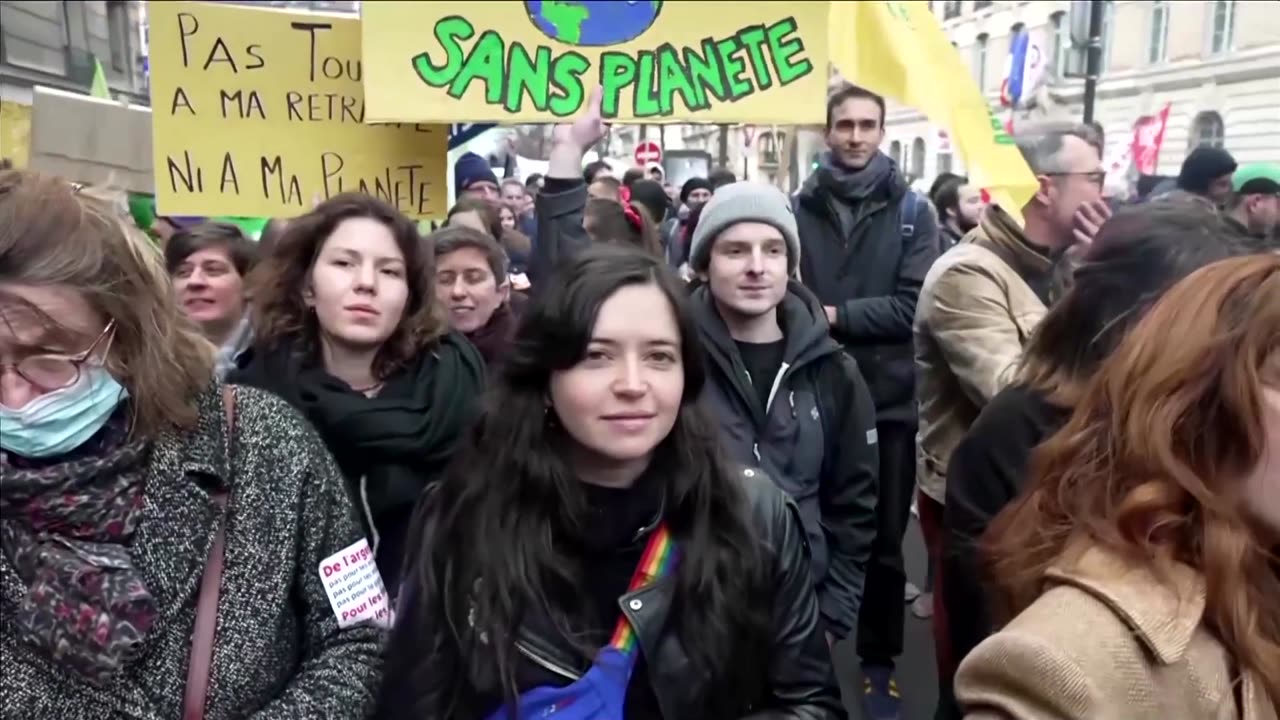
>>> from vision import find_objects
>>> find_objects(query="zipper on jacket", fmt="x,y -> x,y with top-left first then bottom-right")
752,363 -> 793,464
514,638 -> 582,682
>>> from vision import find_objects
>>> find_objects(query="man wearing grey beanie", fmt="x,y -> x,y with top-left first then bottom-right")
689,181 -> 880,652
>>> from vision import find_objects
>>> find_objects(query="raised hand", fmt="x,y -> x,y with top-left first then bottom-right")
551,86 -> 607,152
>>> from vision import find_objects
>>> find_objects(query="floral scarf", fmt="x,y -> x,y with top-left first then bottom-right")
0,420 -> 155,686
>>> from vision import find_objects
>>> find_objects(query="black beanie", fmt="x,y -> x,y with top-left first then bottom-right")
1176,147 -> 1237,195
680,177 -> 713,205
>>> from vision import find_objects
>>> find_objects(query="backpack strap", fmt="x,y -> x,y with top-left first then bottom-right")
183,385 -> 235,720
899,190 -> 919,240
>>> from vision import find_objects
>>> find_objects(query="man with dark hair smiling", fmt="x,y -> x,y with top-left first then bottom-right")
792,83 -> 939,720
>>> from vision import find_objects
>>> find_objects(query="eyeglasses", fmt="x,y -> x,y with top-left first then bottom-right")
0,321 -> 116,391
1043,171 -> 1107,187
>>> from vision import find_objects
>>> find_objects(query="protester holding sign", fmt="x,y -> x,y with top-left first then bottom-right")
377,245 -> 844,719
0,170 -> 383,718
231,193 -> 485,593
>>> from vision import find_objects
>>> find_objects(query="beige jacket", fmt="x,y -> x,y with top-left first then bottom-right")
956,545 -> 1279,720
913,206 -> 1055,503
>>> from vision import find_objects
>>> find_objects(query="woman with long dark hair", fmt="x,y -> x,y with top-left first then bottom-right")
376,245 -> 843,719
231,193 -> 484,591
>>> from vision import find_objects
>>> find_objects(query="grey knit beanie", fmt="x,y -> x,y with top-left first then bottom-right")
688,181 -> 800,273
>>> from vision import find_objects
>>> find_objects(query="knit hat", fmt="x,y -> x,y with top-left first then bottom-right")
1233,162 -> 1280,195
1177,147 -> 1237,195
689,181 -> 800,273
680,176 -> 713,205
454,152 -> 498,194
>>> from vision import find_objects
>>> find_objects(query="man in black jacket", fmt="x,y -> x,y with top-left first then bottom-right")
688,181 -> 880,654
794,83 -> 940,720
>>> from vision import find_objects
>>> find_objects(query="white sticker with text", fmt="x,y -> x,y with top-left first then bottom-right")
318,538 -> 393,629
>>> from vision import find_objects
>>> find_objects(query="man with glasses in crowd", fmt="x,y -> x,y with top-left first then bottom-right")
914,123 -> 1106,719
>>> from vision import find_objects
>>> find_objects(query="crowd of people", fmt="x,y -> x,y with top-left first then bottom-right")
0,80 -> 1277,720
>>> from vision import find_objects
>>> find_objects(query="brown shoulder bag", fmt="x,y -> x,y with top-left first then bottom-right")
182,385 -> 234,720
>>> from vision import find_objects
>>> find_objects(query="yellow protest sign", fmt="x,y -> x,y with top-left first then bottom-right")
830,1 -> 1036,219
0,101 -> 31,168
361,1 -> 829,124
148,1 -> 448,219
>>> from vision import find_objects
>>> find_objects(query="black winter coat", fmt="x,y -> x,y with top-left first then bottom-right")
692,281 -> 879,640
942,384 -> 1068,670
375,469 -> 846,719
794,166 -> 940,422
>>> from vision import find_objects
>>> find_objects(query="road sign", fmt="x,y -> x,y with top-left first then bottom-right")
634,141 -> 663,166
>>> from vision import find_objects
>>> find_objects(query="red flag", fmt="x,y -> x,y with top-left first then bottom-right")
1132,103 -> 1172,175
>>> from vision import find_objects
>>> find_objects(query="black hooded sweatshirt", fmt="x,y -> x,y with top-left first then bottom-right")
692,280 -> 880,639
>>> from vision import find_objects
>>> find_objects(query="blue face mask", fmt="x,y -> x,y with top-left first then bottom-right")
0,366 -> 129,459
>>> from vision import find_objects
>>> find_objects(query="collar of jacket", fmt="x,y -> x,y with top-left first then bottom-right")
691,281 -> 839,423
971,204 -> 1057,284
1044,543 -> 1203,665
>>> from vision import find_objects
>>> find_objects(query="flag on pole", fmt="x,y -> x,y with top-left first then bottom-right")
90,57 -> 111,99
828,1 -> 1037,221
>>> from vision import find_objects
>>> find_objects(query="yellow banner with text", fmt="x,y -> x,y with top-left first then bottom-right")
148,1 -> 448,220
361,0 -> 830,124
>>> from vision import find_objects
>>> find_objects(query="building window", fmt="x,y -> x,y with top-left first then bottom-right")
1050,11 -> 1068,79
943,1 -> 962,21
1210,0 -> 1235,54
936,152 -> 953,175
973,33 -> 989,90
1189,111 -> 1225,150
759,132 -> 783,167
974,0 -> 993,9
1148,1 -> 1169,64
107,0 -> 131,71
889,141 -> 903,167
910,138 -> 926,179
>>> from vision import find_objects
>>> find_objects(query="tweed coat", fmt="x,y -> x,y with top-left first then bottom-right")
956,544 -> 1278,720
0,384 -> 384,718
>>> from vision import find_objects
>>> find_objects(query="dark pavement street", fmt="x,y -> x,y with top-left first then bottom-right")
835,518 -> 940,720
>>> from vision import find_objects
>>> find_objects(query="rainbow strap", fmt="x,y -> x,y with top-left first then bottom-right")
608,523 -> 677,657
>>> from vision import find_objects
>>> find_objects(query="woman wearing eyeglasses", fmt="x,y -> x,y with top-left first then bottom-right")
0,171 -> 382,718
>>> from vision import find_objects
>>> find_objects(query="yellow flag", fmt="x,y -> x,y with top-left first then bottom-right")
90,57 -> 111,99
828,1 -> 1035,219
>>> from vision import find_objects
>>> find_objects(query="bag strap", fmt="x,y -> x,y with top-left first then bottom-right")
607,523 -> 677,658
182,385 -> 235,720
899,190 -> 918,239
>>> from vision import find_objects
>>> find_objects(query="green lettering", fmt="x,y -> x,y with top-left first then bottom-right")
446,30 -> 506,105
737,26 -> 773,91
683,40 -> 728,104
506,42 -> 551,113
599,52 -> 637,118
715,37 -> 753,99
411,16 -> 474,87
656,44 -> 699,115
633,50 -> 660,118
765,17 -> 813,85
989,112 -> 1015,145
549,50 -> 589,117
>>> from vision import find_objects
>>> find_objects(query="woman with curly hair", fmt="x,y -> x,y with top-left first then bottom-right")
231,193 -> 484,591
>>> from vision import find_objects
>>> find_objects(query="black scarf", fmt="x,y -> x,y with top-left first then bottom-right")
815,151 -> 896,205
236,332 -> 484,519
0,415 -> 154,685
811,151 -> 898,238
